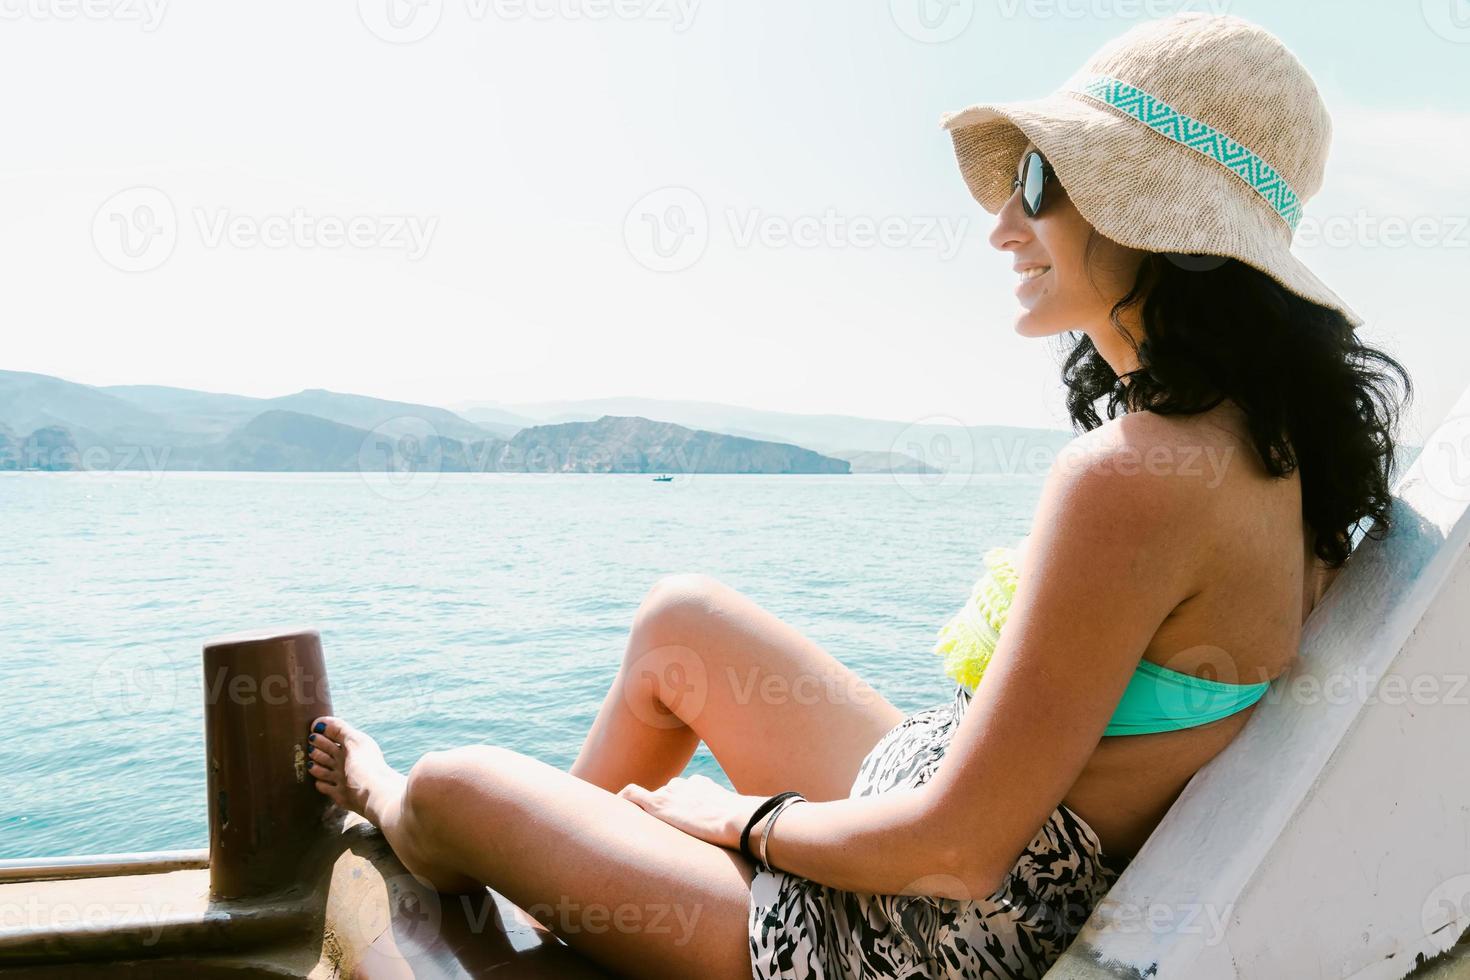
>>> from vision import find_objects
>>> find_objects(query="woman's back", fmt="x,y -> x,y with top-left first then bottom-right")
1034,400 -> 1327,861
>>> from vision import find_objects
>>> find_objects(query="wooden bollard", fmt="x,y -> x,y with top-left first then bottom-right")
203,627 -> 334,899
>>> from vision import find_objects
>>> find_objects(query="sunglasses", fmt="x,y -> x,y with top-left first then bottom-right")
1011,149 -> 1058,218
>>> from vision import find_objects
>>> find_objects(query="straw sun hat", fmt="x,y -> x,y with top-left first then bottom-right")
941,12 -> 1362,328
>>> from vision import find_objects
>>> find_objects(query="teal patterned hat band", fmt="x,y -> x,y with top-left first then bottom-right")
1068,73 -> 1303,232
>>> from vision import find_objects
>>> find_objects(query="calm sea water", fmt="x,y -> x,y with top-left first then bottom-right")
0,471 -> 1043,860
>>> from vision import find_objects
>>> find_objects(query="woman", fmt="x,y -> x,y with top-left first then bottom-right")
304,13 -> 1410,980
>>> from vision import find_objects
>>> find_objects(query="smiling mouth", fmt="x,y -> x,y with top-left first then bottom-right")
1018,266 -> 1051,282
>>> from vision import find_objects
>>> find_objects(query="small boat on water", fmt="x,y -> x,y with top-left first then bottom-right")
652,474 -> 673,482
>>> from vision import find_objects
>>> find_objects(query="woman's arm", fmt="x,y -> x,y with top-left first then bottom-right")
752,433 -> 1207,897
620,775 -> 980,897
626,428 -> 1209,898
745,786 -> 990,899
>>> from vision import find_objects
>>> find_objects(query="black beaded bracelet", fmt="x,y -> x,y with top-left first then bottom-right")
739,791 -> 803,864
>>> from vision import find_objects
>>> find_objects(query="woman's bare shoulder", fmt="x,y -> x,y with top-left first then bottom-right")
1045,412 -> 1244,507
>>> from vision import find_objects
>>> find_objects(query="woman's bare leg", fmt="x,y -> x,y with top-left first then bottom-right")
571,573 -> 906,802
308,719 -> 755,980
304,576 -> 908,974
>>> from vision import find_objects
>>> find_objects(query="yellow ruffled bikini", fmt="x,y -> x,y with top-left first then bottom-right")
933,547 -> 1020,691
932,544 -> 1273,736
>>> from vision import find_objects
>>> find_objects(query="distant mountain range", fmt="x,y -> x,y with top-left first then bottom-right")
0,371 -> 878,474
0,370 -> 1085,475
0,370 -> 1081,476
452,395 -> 1076,467
0,371 -> 1427,482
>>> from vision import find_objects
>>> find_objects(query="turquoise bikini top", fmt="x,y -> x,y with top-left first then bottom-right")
934,546 -> 1272,736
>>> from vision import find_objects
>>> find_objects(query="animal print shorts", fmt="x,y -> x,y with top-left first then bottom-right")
747,683 -> 1127,979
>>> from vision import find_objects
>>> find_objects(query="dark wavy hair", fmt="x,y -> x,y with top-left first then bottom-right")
1059,242 -> 1412,568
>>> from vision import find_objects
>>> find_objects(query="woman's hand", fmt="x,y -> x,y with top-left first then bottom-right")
617,774 -> 770,851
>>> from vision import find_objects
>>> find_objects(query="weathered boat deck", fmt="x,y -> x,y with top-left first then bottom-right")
0,818 -> 612,978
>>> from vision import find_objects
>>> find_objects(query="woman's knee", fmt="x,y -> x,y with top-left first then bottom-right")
403,749 -> 461,824
634,573 -> 725,636
404,745 -> 513,831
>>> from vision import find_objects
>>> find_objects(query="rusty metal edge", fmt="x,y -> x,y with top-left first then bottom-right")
0,850 -> 210,884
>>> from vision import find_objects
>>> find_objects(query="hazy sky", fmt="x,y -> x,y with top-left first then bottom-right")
2,0 -> 1466,440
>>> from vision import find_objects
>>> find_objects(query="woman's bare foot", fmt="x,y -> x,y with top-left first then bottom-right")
306,715 -> 407,829
308,716 -> 483,895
